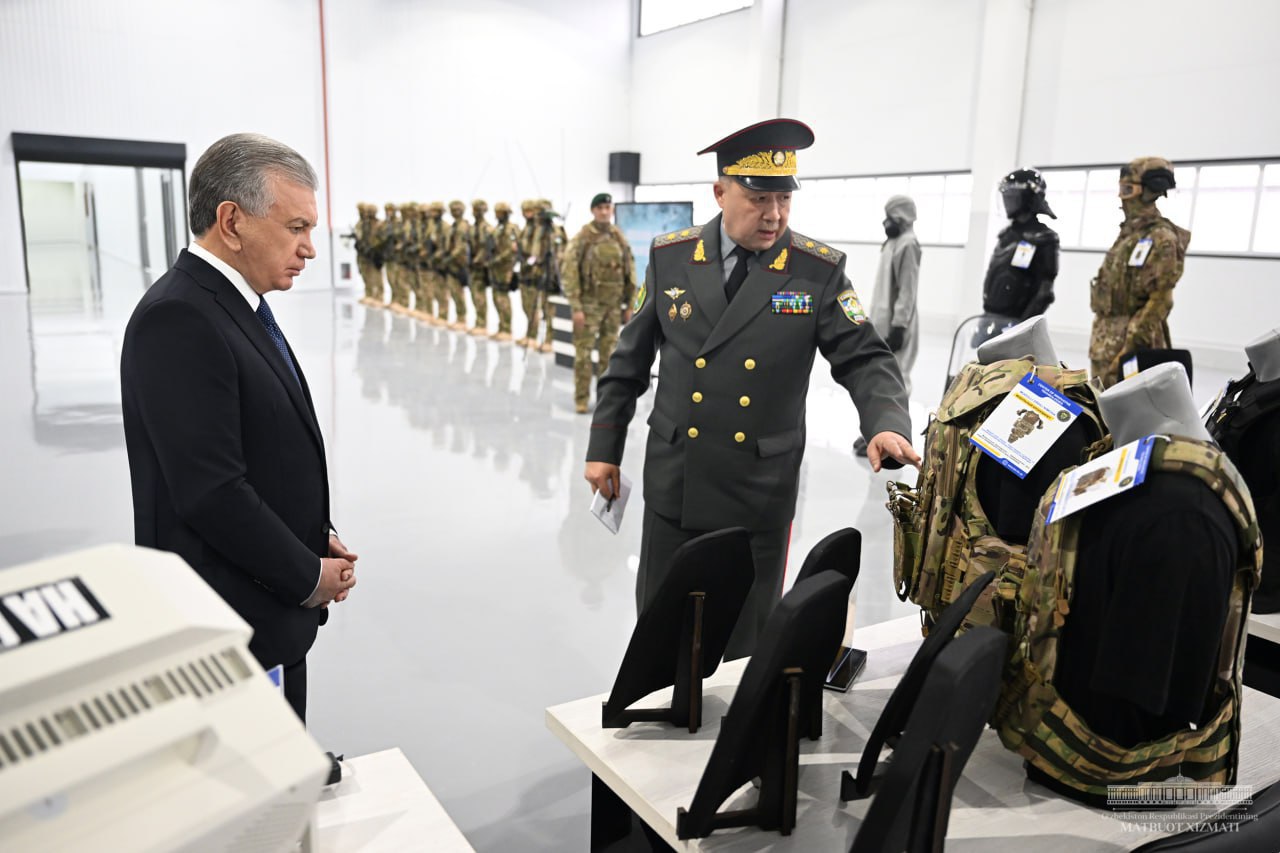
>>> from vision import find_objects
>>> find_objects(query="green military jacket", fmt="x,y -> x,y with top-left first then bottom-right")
491,220 -> 520,283
470,216 -> 493,274
561,222 -> 636,313
444,217 -> 472,276
587,214 -> 911,531
1088,209 -> 1190,367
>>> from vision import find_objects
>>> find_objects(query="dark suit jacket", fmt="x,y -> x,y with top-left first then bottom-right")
121,249 -> 330,667
587,216 -> 911,531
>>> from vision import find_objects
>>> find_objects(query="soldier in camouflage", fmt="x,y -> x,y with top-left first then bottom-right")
468,199 -> 493,336
381,203 -> 404,311
516,200 -> 542,347
443,200 -> 473,331
532,198 -> 566,353
354,203 -> 384,306
400,202 -> 424,317
489,202 -> 519,341
1088,156 -> 1190,387
422,201 -> 446,325
561,192 -> 636,413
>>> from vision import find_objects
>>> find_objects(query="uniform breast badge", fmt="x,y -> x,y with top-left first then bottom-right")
669,304 -> 678,321
663,287 -> 686,300
771,291 -> 812,314
680,302 -> 692,321
837,289 -> 867,325
768,248 -> 788,271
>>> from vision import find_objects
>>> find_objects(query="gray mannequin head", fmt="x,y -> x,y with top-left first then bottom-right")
1098,362 -> 1211,444
977,315 -> 1058,365
1246,329 -> 1280,382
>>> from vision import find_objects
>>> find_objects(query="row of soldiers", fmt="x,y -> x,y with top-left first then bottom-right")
351,198 -> 567,351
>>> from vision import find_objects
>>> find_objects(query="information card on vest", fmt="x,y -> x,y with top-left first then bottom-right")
1046,435 -> 1157,524
970,373 -> 1085,479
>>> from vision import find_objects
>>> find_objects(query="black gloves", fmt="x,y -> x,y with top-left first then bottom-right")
887,326 -> 906,352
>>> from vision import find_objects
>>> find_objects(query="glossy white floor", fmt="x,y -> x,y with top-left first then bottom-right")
0,282 -> 1232,852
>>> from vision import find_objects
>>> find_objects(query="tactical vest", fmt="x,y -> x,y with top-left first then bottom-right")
579,226 -> 626,292
1206,370 -> 1280,608
888,357 -> 1103,633
993,437 -> 1262,799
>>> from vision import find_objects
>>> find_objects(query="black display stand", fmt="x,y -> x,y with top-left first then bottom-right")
841,570 -> 997,802
792,527 -> 868,692
601,528 -> 754,733
676,573 -> 852,840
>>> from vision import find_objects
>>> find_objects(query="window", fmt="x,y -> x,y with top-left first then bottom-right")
1042,158 -> 1279,256
639,0 -> 751,36
780,172 -> 971,245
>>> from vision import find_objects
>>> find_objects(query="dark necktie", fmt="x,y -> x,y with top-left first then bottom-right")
724,245 -> 751,302
256,297 -> 300,385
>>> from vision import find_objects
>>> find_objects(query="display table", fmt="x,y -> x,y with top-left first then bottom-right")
1249,611 -> 1280,645
547,616 -> 1280,851
314,748 -> 474,852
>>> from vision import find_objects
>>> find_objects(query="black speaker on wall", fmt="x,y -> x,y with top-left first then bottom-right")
609,151 -> 641,185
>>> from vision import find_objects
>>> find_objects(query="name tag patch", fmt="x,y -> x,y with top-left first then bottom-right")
771,291 -> 812,314
1128,238 -> 1153,267
1011,241 -> 1036,269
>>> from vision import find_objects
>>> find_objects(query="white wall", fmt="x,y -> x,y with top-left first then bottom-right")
0,0 -> 328,294
324,0 -> 633,248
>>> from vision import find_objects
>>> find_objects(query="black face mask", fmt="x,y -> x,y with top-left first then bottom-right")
883,219 -> 902,239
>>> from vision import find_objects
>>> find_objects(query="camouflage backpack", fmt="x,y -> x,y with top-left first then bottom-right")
993,437 -> 1262,799
888,357 -> 1103,633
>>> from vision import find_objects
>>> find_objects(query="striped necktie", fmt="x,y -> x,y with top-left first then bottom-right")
255,297 -> 300,385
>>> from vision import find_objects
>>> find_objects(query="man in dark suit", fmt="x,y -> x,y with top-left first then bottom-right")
121,133 -> 357,721
584,119 -> 919,659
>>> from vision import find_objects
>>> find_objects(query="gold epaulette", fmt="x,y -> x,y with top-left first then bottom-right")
652,225 -> 703,249
791,232 -> 843,265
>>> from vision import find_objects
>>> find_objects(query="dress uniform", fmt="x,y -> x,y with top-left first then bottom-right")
586,119 -> 911,658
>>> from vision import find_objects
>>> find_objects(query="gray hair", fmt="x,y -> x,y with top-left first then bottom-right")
189,133 -> 318,236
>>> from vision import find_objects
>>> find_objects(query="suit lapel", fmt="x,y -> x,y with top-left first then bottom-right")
687,215 -> 727,328
176,252 -> 324,450
699,229 -> 793,357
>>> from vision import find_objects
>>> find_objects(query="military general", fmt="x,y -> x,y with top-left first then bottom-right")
583,119 -> 919,659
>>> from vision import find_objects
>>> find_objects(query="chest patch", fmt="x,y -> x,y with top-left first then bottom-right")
771,291 -> 812,314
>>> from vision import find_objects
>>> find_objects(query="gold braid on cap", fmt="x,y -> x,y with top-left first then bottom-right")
723,150 -> 797,177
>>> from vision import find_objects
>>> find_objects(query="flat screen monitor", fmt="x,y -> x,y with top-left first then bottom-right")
614,201 -> 695,284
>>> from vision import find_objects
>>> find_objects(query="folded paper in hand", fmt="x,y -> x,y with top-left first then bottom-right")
589,473 -> 632,534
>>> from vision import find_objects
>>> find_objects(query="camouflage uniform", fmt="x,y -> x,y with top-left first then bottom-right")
468,199 -> 492,336
423,202 -> 446,324
353,203 -> 384,304
443,200 -> 473,330
400,203 -> 423,315
489,202 -> 519,340
528,199 -> 566,352
561,220 -> 636,410
1088,157 -> 1190,388
516,200 -> 542,346
382,203 -> 405,310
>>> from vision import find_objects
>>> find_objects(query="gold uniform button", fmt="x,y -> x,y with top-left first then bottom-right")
688,427 -> 699,439
695,357 -> 707,368
734,432 -> 746,443
744,358 -> 756,370
739,396 -> 750,407
692,391 -> 703,403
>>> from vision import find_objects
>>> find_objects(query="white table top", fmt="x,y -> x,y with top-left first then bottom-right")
1249,611 -> 1280,645
314,748 -> 474,852
547,616 -> 1280,852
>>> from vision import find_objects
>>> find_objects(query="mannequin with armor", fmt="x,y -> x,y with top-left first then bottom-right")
382,203 -> 406,312
516,200 -> 540,346
421,202 -> 446,325
982,168 -> 1059,321
561,193 -> 636,413
1089,157 -> 1190,388
444,200 -> 473,331
489,202 -> 519,341
353,203 -> 384,305
469,199 -> 493,336
400,203 -> 424,317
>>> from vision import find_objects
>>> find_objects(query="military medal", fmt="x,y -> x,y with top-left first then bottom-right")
771,291 -> 812,314
668,304 -> 678,321
680,301 -> 692,321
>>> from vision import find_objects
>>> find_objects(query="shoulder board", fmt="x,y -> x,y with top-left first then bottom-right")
790,233 -> 843,265
652,226 -> 702,249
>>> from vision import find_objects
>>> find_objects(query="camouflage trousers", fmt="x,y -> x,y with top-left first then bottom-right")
421,269 -> 444,319
572,292 -> 623,405
445,273 -> 468,325
521,283 -> 554,343
357,257 -> 382,301
406,268 -> 424,312
470,268 -> 490,330
492,284 -> 512,334
385,262 -> 409,308
1088,313 -> 1169,388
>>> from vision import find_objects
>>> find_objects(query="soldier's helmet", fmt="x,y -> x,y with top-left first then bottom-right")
385,202 -> 397,212
494,201 -> 512,215
449,199 -> 465,216
1120,157 -> 1177,199
403,201 -> 419,213
521,199 -> 536,216
430,201 -> 444,215
998,168 -> 1056,219
472,199 -> 488,213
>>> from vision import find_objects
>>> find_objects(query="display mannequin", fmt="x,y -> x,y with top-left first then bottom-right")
1247,328 -> 1280,382
981,169 -> 1059,321
1088,157 -> 1190,387
1049,363 -> 1235,759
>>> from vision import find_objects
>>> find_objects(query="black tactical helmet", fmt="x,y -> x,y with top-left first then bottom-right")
999,168 -> 1056,219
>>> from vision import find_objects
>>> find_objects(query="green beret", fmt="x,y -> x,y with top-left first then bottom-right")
591,192 -> 612,208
